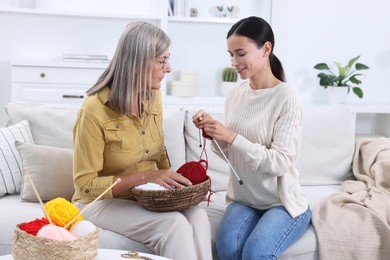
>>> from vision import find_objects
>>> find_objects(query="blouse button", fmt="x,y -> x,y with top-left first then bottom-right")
116,124 -> 119,129
145,149 -> 149,153
85,189 -> 90,193
141,131 -> 145,135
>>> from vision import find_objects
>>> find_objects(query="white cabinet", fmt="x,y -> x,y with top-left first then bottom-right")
11,61 -> 107,106
1,0 -> 271,100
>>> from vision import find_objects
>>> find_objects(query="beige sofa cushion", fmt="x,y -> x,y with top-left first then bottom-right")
6,102 -> 78,148
297,105 -> 355,185
163,109 -> 186,171
16,141 -> 75,202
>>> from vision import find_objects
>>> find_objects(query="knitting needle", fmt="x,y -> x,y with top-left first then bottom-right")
197,113 -> 243,185
64,178 -> 122,229
23,168 -> 53,224
212,139 -> 243,185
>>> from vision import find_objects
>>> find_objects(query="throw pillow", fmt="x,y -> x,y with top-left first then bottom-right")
5,102 -> 79,148
162,109 -> 186,171
0,120 -> 34,197
15,141 -> 75,202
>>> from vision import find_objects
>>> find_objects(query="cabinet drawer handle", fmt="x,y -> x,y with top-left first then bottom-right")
40,73 -> 45,78
62,95 -> 84,99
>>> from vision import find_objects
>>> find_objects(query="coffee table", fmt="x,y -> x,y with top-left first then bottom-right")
97,249 -> 172,259
0,249 -> 172,260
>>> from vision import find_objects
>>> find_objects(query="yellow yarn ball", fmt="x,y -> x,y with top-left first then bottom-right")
45,197 -> 83,230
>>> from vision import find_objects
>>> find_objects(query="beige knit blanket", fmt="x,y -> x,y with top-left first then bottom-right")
312,137 -> 390,260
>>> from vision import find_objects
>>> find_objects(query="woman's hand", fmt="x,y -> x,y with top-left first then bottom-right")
148,169 -> 192,189
192,109 -> 211,128
112,169 -> 192,195
192,110 -> 237,144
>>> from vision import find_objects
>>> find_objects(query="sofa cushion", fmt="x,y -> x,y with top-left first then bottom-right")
16,141 -> 75,202
163,109 -> 186,171
297,105 -> 355,185
0,120 -> 34,197
184,110 -> 230,192
5,102 -> 79,149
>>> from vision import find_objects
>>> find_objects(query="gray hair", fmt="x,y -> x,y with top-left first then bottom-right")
87,21 -> 170,116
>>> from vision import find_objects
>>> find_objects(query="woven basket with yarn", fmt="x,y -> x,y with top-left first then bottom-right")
12,224 -> 99,260
132,177 -> 211,212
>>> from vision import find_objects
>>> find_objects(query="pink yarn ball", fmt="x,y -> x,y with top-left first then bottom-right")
37,224 -> 77,241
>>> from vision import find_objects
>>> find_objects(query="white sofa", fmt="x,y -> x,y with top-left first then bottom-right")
0,101 -> 358,259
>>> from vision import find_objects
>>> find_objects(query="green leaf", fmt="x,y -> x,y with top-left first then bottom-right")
350,74 -> 363,84
336,62 -> 347,78
347,56 -> 360,68
356,63 -> 369,70
352,87 -> 363,98
318,74 -> 338,86
314,63 -> 329,70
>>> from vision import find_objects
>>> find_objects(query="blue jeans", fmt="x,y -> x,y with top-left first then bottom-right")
216,203 -> 312,260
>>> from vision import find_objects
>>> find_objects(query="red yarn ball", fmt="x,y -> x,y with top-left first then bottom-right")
19,217 -> 50,236
177,160 -> 208,185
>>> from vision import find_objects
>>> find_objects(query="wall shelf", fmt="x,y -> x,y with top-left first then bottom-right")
346,104 -> 390,114
168,16 -> 238,24
0,8 -> 162,20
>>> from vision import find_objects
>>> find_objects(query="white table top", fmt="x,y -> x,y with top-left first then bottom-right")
0,248 -> 172,260
97,249 -> 172,260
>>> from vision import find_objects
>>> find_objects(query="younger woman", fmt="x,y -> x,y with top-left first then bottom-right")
193,16 -> 311,259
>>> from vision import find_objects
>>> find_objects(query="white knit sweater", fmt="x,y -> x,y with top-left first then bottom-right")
214,81 -> 309,218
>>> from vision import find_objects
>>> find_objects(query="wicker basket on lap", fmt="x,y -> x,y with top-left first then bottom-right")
132,177 -> 211,212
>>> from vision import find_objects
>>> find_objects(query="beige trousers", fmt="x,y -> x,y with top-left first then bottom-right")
77,198 -> 212,260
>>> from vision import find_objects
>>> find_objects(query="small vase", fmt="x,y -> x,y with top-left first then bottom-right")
327,87 -> 349,104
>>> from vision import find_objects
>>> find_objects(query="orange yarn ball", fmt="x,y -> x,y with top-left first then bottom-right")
45,197 -> 83,230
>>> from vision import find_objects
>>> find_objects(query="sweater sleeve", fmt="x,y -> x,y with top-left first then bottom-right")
229,86 -> 303,177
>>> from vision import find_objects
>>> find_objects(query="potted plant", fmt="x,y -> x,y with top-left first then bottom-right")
220,67 -> 238,96
313,55 -> 369,103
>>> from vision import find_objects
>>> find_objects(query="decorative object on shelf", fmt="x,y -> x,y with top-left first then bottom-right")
226,5 -> 240,18
171,0 -> 191,17
190,7 -> 198,17
209,5 -> 240,18
314,55 -> 369,103
62,54 -> 109,63
221,67 -> 238,96
168,70 -> 197,97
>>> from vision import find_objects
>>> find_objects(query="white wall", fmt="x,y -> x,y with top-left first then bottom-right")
1,0 -> 390,126
272,0 -> 390,105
